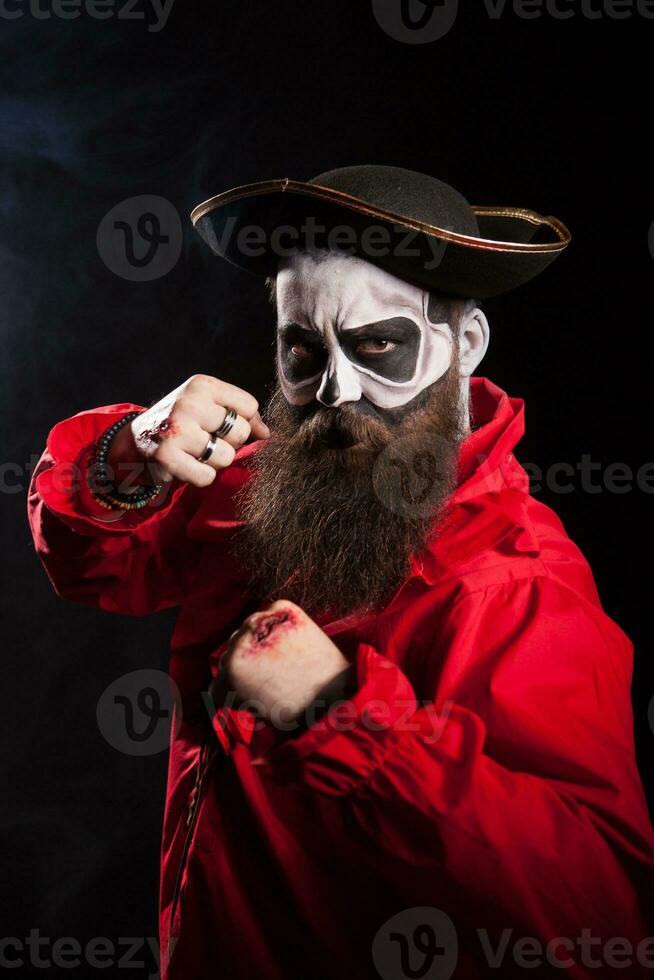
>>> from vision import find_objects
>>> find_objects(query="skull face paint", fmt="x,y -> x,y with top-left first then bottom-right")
275,252 -> 454,411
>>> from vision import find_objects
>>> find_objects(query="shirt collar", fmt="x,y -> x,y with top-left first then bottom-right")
406,375 -> 528,582
455,375 -> 525,502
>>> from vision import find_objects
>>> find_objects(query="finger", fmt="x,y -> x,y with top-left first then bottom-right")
249,410 -> 271,440
187,377 -> 271,439
158,440 -> 235,486
174,397 -> 244,443
182,417 -> 248,461
190,407 -> 253,449
195,376 -> 261,421
209,392 -> 268,438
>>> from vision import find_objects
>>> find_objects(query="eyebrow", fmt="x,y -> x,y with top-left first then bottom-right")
340,316 -> 420,338
278,316 -> 420,341
278,321 -> 322,338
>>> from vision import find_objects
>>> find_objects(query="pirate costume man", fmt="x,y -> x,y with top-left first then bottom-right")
29,166 -> 653,979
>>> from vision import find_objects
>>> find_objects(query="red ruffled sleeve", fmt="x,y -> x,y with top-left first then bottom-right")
27,403 -> 204,615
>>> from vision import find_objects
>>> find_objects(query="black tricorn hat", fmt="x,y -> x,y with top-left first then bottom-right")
190,165 -> 570,299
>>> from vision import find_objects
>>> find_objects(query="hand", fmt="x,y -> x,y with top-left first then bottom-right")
106,374 -> 271,488
210,600 -> 353,725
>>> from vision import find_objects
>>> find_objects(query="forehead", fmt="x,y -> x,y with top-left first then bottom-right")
275,252 -> 426,328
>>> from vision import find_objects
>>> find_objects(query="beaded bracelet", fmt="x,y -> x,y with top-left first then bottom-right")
88,411 -> 164,511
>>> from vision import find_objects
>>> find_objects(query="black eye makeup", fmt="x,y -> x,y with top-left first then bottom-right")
278,316 -> 422,386
279,322 -> 327,381
340,317 -> 420,382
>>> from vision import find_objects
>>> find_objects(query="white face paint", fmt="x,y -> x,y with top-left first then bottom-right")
275,252 -> 454,411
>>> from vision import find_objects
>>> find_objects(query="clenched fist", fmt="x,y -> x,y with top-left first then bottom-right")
210,600 -> 354,725
106,374 -> 270,489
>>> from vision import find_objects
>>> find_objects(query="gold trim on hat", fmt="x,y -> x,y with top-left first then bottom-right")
190,178 -> 571,255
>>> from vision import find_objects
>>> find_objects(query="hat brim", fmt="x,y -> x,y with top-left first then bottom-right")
190,178 -> 571,299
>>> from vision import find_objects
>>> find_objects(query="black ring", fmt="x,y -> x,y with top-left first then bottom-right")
198,432 -> 219,464
197,408 -> 238,464
214,407 -> 237,439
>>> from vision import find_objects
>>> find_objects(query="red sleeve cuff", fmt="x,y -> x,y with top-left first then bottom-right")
34,403 -> 190,536
253,642 -> 419,795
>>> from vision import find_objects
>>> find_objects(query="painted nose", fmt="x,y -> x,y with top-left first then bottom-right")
316,349 -> 362,407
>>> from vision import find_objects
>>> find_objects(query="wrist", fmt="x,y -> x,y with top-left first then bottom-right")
71,444 -> 127,521
290,663 -> 358,736
106,422 -> 156,488
89,412 -> 163,511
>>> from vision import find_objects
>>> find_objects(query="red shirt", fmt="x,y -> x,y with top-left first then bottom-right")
27,377 -> 654,979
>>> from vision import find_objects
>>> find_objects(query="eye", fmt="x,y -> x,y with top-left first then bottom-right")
356,338 -> 398,354
289,342 -> 316,359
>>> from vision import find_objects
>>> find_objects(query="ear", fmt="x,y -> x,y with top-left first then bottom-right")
458,307 -> 489,377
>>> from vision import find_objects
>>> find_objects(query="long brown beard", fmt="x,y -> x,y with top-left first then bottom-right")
230,363 -> 465,621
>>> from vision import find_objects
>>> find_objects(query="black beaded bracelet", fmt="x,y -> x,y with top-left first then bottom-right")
89,411 -> 163,510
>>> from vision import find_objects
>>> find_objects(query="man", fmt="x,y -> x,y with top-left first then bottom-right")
28,166 -> 654,979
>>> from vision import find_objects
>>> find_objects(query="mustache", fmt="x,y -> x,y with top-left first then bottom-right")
277,400 -> 392,453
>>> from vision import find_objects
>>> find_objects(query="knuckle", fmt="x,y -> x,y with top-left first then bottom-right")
188,373 -> 218,391
174,394 -> 196,415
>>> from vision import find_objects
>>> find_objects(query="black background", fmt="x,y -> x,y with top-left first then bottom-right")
2,1 -> 653,976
